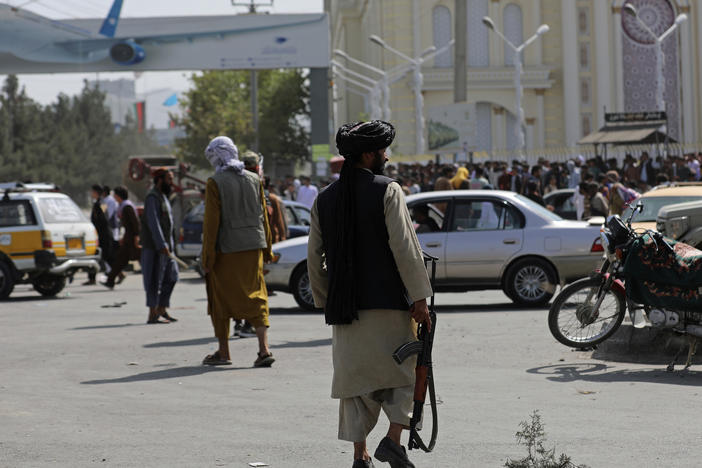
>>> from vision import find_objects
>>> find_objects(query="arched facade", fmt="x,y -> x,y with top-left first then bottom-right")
432,5 -> 453,68
329,0 -> 702,156
503,3 -> 524,66
467,0 -> 489,67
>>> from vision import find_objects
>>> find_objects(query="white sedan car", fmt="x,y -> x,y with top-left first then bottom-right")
265,190 -> 604,310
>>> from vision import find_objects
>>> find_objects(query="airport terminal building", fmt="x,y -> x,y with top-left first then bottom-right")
327,0 -> 701,159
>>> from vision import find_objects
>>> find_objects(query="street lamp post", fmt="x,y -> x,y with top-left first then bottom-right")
331,70 -> 377,118
368,35 -> 455,155
622,4 -> 687,114
330,63 -> 383,120
333,50 -> 395,121
482,17 -> 549,159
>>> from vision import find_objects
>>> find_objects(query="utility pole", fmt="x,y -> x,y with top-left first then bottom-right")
232,1 -> 274,152
454,0 -> 467,103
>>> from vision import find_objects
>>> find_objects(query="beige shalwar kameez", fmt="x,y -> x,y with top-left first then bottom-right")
308,181 -> 433,442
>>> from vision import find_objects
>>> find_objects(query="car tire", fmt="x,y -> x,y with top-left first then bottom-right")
0,261 -> 15,300
290,262 -> 315,311
503,257 -> 557,307
32,273 -> 66,297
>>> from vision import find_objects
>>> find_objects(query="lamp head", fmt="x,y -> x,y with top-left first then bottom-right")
369,35 -> 385,46
333,49 -> 349,58
420,45 -> 437,57
482,16 -> 495,30
536,24 -> 550,35
675,13 -> 688,25
623,4 -> 637,17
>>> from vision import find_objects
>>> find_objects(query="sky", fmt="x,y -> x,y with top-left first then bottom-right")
3,0 -> 324,104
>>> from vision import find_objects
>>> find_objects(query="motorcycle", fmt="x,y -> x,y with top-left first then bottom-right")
548,202 -> 702,371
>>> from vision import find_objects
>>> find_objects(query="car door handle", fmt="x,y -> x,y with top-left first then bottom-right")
503,239 -> 518,245
426,242 -> 442,248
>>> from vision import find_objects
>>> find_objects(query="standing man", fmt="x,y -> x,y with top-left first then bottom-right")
85,184 -> 113,286
102,185 -> 120,242
296,176 -> 318,209
264,176 -> 288,243
308,121 -> 433,468
140,169 -> 179,324
102,186 -> 140,289
201,137 -> 275,368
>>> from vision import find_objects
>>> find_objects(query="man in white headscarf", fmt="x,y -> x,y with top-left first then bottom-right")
200,136 -> 275,368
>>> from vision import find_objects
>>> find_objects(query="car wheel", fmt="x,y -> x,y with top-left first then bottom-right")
32,273 -> 66,297
290,263 -> 315,311
504,258 -> 557,307
0,261 -> 15,300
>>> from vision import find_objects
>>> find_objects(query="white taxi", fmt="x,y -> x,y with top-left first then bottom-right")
0,183 -> 100,299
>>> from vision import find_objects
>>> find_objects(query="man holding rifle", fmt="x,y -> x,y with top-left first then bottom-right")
308,121 -> 433,468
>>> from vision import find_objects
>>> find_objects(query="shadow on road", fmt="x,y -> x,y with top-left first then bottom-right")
81,365 -> 250,385
271,338 -> 331,349
142,336 -> 331,349
71,323 -> 142,330
144,337 -> 216,348
526,363 -> 702,386
434,302 -> 545,313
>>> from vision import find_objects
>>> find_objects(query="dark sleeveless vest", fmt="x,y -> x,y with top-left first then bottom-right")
317,169 -> 410,316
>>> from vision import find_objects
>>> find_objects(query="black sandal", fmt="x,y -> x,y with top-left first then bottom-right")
161,312 -> 178,322
253,352 -> 275,368
203,351 -> 232,366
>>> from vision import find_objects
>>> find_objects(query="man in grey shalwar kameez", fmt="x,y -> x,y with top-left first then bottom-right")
308,121 -> 432,468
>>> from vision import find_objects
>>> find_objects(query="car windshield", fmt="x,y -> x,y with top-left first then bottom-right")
624,196 -> 702,222
514,194 -> 563,221
186,202 -> 205,223
38,197 -> 87,224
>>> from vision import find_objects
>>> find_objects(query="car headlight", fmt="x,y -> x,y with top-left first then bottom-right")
667,216 -> 689,240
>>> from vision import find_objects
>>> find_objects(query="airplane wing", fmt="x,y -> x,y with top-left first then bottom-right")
56,14 -> 326,55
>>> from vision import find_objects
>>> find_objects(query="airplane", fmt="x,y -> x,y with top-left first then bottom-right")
0,0 -> 323,67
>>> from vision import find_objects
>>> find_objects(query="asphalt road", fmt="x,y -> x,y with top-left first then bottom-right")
2,271 -> 702,468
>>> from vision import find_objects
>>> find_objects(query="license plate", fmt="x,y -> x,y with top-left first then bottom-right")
67,237 -> 83,250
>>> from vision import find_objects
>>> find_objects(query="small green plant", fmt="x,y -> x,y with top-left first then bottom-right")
505,411 -> 589,468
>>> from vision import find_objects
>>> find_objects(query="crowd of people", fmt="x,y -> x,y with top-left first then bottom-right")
270,150 -> 702,223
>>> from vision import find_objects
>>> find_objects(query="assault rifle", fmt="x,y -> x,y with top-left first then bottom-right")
392,253 -> 438,452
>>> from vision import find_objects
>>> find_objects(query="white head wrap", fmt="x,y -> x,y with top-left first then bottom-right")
205,136 -> 245,175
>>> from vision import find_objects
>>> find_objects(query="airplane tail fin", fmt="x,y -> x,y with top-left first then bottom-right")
99,0 -> 123,38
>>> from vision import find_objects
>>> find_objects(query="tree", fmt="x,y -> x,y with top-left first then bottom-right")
0,75 -> 168,204
174,69 -> 310,168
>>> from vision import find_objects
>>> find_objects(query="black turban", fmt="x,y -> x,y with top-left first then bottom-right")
335,120 -> 395,157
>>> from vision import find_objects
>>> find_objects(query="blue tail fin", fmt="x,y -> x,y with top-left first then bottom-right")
99,0 -> 123,38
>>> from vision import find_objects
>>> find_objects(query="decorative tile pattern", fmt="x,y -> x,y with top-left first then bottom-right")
621,0 -> 680,140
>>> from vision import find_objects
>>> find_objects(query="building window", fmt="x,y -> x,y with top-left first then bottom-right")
503,4 -> 524,66
578,7 -> 589,36
579,42 -> 590,70
476,103 -> 492,151
432,6 -> 453,68
581,114 -> 592,136
580,78 -> 591,106
467,0 -> 489,67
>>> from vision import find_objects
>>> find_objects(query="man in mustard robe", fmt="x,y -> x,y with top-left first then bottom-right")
201,136 -> 275,368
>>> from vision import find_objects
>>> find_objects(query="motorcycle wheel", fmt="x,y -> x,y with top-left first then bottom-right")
548,277 -> 626,348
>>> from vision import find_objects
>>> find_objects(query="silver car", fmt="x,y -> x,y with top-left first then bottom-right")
265,190 -> 603,310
